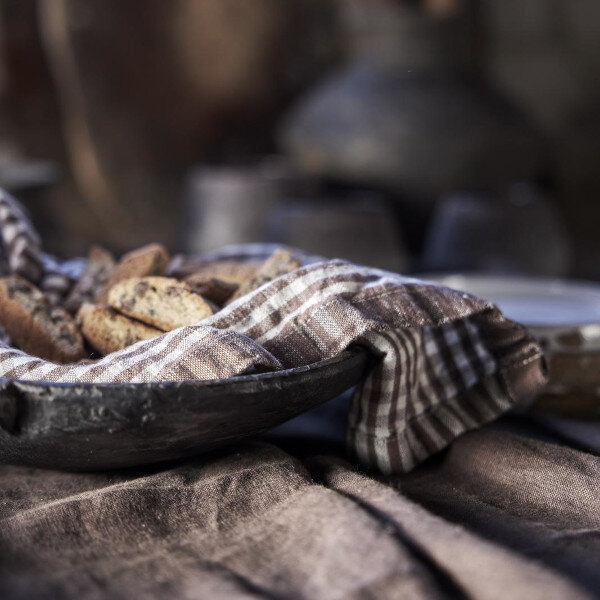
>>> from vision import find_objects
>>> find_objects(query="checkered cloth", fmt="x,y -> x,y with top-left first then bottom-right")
0,191 -> 545,473
0,190 -> 75,302
0,190 -> 44,282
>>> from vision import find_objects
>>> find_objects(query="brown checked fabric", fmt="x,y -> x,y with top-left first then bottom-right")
0,190 -> 44,282
0,194 -> 545,475
0,190 -> 74,301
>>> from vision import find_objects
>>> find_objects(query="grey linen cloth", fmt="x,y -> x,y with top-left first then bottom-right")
0,423 -> 596,600
0,191 -> 544,474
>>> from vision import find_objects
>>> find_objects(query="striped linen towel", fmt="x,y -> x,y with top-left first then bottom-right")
0,191 -> 545,473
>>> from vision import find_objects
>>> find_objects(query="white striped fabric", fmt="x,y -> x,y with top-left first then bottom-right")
0,195 -> 546,474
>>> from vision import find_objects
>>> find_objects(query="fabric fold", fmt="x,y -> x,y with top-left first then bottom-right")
0,257 -> 545,473
0,190 -> 546,473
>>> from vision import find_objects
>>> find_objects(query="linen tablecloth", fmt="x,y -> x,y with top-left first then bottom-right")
1,412 -> 598,599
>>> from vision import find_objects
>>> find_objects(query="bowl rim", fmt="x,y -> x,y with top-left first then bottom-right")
1,347 -> 368,392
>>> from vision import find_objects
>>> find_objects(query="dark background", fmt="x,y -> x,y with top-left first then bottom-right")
0,0 -> 598,278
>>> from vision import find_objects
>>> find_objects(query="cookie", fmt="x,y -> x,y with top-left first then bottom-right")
108,276 -> 214,331
181,260 -> 260,286
40,271 -> 73,306
228,249 -> 301,302
77,303 -> 162,356
166,254 -> 201,279
64,245 -> 116,313
184,275 -> 238,306
97,243 -> 169,303
0,276 -> 86,363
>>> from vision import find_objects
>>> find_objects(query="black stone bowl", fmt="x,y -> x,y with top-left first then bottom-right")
0,348 -> 370,471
